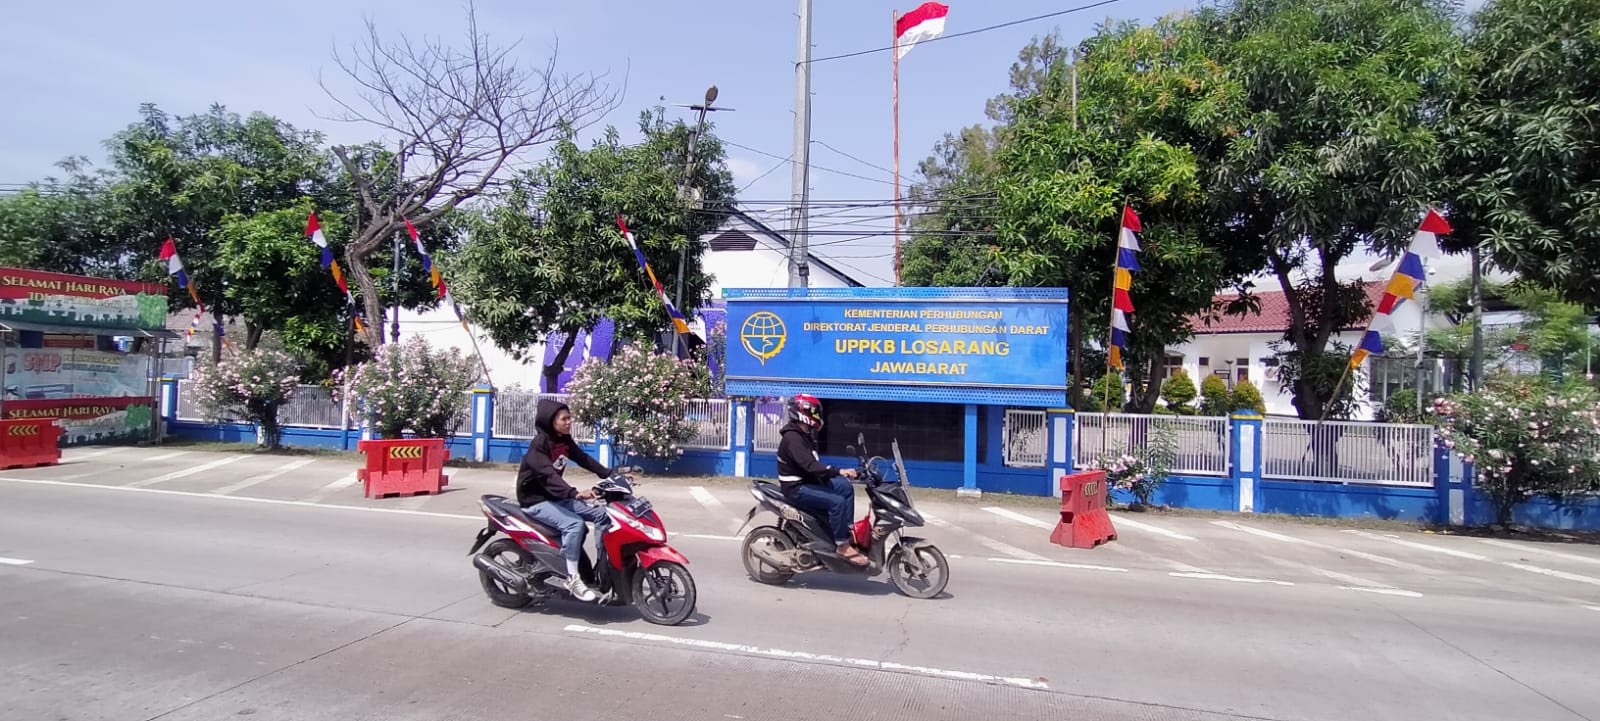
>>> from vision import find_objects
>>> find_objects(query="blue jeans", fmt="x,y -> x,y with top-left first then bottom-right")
523,498 -> 609,565
784,476 -> 856,545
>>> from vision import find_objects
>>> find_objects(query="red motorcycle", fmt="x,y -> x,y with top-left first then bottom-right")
468,469 -> 697,626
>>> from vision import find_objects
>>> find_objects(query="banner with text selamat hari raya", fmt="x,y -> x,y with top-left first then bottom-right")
722,292 -> 1069,402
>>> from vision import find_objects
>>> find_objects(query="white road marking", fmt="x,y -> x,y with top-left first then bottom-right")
1478,538 -> 1600,567
1110,515 -> 1197,541
980,506 -> 1055,530
305,473 -> 360,503
1504,563 -> 1600,588
689,486 -> 743,534
1169,572 -> 1295,587
1585,605 -> 1600,613
986,557 -> 1128,573
57,471 -> 102,481
126,455 -> 244,488
1342,530 -> 1491,561
397,495 -> 432,511
1096,541 -> 1210,572
563,624 -> 1048,690
213,458 -> 317,495
921,511 -> 1047,562
673,534 -> 742,541
1338,586 -> 1423,598
0,557 -> 35,566
1261,554 -> 1392,589
1217,521 -> 1437,573
64,447 -> 120,460
0,477 -> 480,521
145,451 -> 191,462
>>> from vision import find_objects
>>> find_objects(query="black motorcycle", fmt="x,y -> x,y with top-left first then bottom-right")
737,433 -> 949,599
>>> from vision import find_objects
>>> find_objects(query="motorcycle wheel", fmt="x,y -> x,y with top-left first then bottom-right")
741,526 -> 796,585
887,543 -> 949,599
632,561 -> 697,626
478,538 -> 533,609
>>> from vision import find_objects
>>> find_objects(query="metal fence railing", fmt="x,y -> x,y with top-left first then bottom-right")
678,398 -> 730,450
493,391 -> 596,443
754,402 -> 784,452
1074,413 -> 1232,477
1261,419 -> 1435,487
276,386 -> 344,429
1003,409 -> 1047,468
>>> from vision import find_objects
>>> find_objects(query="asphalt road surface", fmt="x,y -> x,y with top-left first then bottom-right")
2,446 -> 1599,721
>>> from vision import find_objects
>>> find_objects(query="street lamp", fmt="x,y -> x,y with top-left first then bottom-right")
668,85 -> 733,355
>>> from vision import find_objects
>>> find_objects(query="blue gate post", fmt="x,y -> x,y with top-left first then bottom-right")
1438,442 -> 1478,527
597,428 -> 613,469
470,385 -> 495,462
1230,411 -> 1264,513
1045,408 -> 1076,498
958,403 -> 981,498
731,399 -> 755,477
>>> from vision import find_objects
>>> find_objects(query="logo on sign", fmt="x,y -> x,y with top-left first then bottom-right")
739,311 -> 787,365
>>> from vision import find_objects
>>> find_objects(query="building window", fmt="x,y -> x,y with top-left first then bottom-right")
1235,358 -> 1250,382
819,399 -> 966,463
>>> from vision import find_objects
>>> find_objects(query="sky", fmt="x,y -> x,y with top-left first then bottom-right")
1,0 -> 1195,286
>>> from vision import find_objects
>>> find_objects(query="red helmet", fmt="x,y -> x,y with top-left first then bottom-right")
787,394 -> 824,430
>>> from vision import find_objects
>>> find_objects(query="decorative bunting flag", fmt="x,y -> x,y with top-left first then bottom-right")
158,238 -> 221,343
1348,210 -> 1452,370
305,213 -> 364,333
616,214 -> 699,341
1107,207 -> 1142,371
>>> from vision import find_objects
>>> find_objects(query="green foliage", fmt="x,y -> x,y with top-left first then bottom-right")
1079,372 -> 1127,412
564,346 -> 707,463
1441,0 -> 1600,306
1433,375 -> 1600,526
1199,374 -> 1232,416
1229,378 -> 1267,415
1379,389 -> 1426,424
1160,369 -> 1199,412
189,347 -> 302,449
453,109 -> 736,388
336,337 -> 481,439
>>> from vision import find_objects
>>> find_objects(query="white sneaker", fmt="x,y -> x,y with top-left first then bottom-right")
566,576 -> 598,602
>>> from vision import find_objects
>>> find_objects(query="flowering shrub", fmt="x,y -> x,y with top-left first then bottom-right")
190,348 -> 302,449
336,337 -> 481,439
565,346 -> 706,463
1432,375 -> 1600,527
1095,425 -> 1177,508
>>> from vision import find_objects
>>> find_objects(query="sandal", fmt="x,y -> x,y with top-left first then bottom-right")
839,546 -> 870,566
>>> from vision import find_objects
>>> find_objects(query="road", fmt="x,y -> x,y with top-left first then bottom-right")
2,445 -> 1599,721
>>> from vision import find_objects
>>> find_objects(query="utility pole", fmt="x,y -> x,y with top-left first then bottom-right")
390,143 -> 405,345
787,0 -> 814,288
1469,243 -> 1484,390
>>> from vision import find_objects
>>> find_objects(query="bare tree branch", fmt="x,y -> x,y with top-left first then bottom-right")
318,0 -> 621,345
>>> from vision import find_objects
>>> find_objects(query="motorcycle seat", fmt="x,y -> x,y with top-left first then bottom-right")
481,495 -> 562,539
753,482 -> 788,504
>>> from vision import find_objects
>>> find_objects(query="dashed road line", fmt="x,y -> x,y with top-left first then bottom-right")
0,476 -> 481,520
563,624 -> 1049,690
0,557 -> 35,566
1169,572 -> 1294,587
1111,515 -> 1197,541
986,557 -> 1128,573
1215,520 -> 1436,573
1478,538 -> 1600,567
304,473 -> 360,503
127,455 -> 244,488
145,451 -> 191,462
1339,587 -> 1423,598
213,458 -> 317,495
921,511 -> 1047,562
1342,530 -> 1490,561
63,447 -> 120,460
980,506 -> 1054,530
689,486 -> 743,534
1503,563 -> 1600,588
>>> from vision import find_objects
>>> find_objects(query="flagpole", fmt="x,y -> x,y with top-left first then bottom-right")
892,9 -> 903,287
1102,202 -> 1128,450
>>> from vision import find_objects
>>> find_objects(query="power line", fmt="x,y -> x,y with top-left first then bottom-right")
739,156 -> 792,193
807,0 -> 1126,64
723,141 -> 898,186
812,140 -> 895,177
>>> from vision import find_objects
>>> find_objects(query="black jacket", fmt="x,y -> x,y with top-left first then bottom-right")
516,398 -> 611,507
775,421 -> 839,494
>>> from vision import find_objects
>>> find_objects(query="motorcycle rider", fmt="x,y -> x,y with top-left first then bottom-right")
775,394 -> 868,566
517,398 -> 613,602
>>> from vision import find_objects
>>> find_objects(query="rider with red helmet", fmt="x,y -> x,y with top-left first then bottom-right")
774,394 -> 867,566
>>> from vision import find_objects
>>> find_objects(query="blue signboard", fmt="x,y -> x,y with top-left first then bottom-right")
722,287 -> 1070,406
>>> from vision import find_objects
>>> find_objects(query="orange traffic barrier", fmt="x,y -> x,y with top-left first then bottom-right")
1049,470 -> 1118,549
356,438 -> 450,498
0,418 -> 64,470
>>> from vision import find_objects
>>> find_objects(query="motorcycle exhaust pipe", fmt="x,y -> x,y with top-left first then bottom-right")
750,543 -> 797,569
473,554 -> 530,594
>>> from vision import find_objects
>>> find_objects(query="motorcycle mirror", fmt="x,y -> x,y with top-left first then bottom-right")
845,445 -> 856,456
857,432 -> 866,446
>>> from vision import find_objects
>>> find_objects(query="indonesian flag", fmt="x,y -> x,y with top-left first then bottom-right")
896,2 -> 949,59
158,238 -> 189,288
305,213 -> 333,268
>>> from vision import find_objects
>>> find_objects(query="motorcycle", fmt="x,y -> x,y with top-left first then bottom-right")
738,433 -> 950,599
467,468 -> 698,626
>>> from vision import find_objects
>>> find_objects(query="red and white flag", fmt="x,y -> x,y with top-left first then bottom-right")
895,2 -> 949,59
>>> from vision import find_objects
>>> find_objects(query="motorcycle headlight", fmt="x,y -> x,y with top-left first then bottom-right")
608,507 -> 666,542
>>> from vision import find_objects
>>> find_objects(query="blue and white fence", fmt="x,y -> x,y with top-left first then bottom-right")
157,378 -> 1599,530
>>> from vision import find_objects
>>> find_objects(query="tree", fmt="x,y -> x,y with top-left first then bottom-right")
1161,368 -> 1198,413
451,111 -> 736,391
1195,0 -> 1460,418
1199,374 -> 1231,416
900,125 -> 1002,287
1439,0 -> 1600,306
321,2 -> 619,347
995,16 -> 1260,411
0,161 -> 137,277
1229,378 -> 1267,415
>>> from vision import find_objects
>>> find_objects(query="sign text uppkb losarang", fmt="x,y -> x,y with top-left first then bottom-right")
721,288 -> 1070,407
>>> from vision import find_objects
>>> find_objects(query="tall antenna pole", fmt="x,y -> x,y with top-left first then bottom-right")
787,0 -> 814,288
